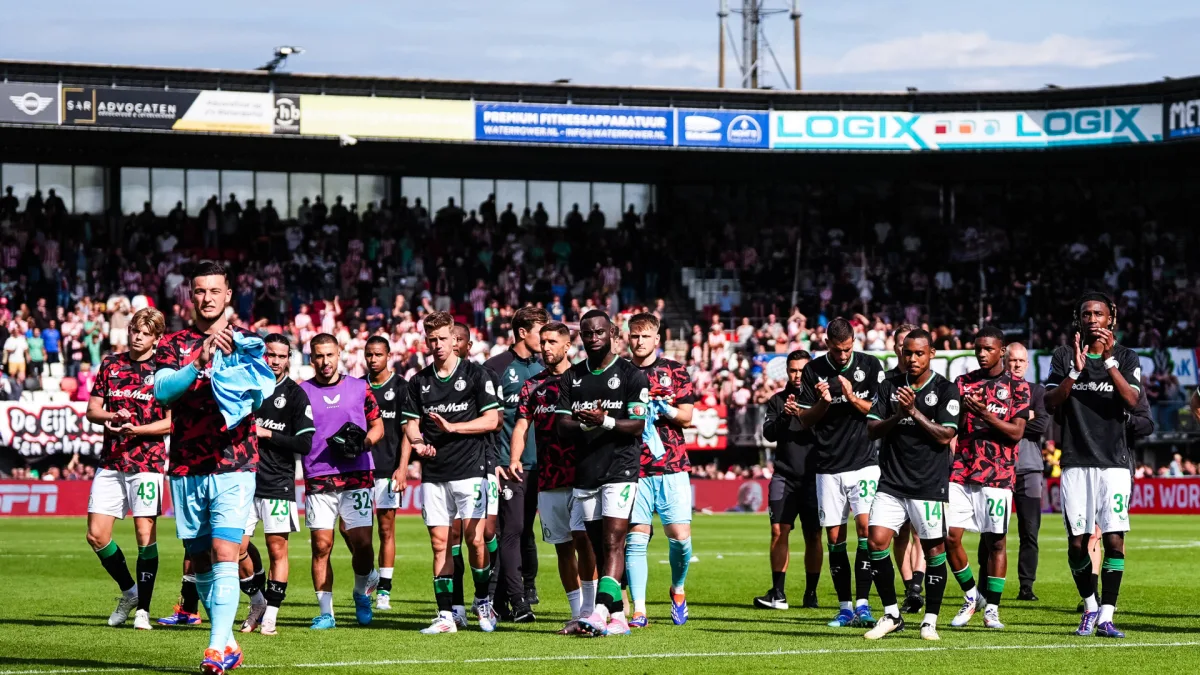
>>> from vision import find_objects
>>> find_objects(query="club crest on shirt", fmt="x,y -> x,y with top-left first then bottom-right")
608,375 -> 621,390
996,386 -> 1009,400
853,369 -> 865,382
925,392 -> 938,407
659,374 -> 672,388
144,374 -> 154,386
458,379 -> 469,392
384,389 -> 395,401
274,394 -> 287,409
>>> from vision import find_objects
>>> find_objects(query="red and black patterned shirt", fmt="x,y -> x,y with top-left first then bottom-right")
952,369 -> 1032,490
636,358 -> 695,477
154,327 -> 259,476
517,370 -> 576,491
91,352 -> 168,474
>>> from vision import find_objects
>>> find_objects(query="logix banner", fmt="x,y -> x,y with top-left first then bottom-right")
771,105 -> 1163,151
299,95 -> 474,140
677,110 -> 769,149
1165,96 -> 1200,140
0,82 -> 61,125
476,103 -> 674,146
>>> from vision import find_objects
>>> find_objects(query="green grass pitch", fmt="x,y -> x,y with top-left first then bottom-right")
0,514 -> 1196,674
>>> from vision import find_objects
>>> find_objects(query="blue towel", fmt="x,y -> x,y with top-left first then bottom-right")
211,332 -> 275,429
643,400 -> 668,460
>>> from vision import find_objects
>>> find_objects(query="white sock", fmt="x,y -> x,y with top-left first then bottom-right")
354,573 -> 373,596
250,591 -> 265,606
964,588 -> 978,603
839,601 -> 853,611
923,612 -> 938,626
439,610 -> 454,620
671,585 -> 684,595
611,609 -> 625,623
379,567 -> 393,580
263,605 -> 279,623
566,589 -> 582,618
986,603 -> 998,614
855,598 -> 869,609
884,604 -> 899,618
634,598 -> 646,613
316,591 -> 334,616
580,579 -> 597,615
1098,604 -> 1115,623
1084,595 -> 1098,613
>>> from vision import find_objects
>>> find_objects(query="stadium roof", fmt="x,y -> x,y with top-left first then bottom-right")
3,58 -> 1199,112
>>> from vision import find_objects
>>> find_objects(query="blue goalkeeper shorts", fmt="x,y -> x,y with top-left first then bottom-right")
631,471 -> 693,526
169,472 -> 255,546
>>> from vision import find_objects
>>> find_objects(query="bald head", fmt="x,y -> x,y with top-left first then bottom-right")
1006,342 -> 1029,379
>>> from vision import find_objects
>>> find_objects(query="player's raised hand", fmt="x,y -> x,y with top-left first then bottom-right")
413,442 -> 436,457
254,425 -> 273,439
213,326 -> 235,356
112,408 -> 133,423
897,386 -> 916,414
837,375 -> 856,400
1096,328 -> 1116,359
429,413 -> 457,434
962,394 -> 986,415
1072,332 -> 1086,372
815,380 -> 832,402
576,404 -> 606,426
782,394 -> 801,417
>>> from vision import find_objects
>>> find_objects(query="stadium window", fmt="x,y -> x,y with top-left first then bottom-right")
1,163 -> 37,203
591,182 -> 621,230
221,171 -> 255,211
289,173 -> 322,219
527,181 -> 558,228
37,164 -> 74,214
401,177 -> 430,211
559,182 -> 589,227
623,183 -> 654,218
495,180 -> 526,222
430,178 -> 462,214
463,179 -> 495,220
119,168 -> 150,216
255,172 -> 288,219
150,168 -> 185,217
357,175 -> 387,211
323,173 -> 356,212
73,166 -> 106,215
186,169 -> 220,216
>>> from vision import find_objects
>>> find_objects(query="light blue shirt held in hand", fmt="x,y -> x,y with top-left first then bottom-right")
210,332 -> 274,429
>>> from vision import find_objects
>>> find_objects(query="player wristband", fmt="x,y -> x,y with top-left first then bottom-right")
663,405 -> 679,420
601,415 -> 616,431
1104,357 -> 1119,370
580,423 -> 596,432
1068,368 -> 1081,380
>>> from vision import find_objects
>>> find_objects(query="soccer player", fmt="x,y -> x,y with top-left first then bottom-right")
625,312 -> 695,627
300,334 -> 385,630
511,322 -> 600,633
365,335 -> 407,611
486,306 -> 548,622
398,311 -> 502,634
862,328 -> 960,641
85,307 -> 171,630
236,333 -> 313,635
886,324 -> 927,615
153,261 -> 260,673
556,310 -> 650,637
1044,292 -> 1141,638
796,317 -> 883,628
945,327 -> 1031,630
756,349 -> 822,611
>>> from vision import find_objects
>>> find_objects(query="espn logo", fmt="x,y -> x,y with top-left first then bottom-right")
0,484 -> 58,514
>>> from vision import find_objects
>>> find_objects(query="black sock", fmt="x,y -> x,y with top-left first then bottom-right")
1100,551 -> 1124,608
95,541 -> 136,593
869,549 -> 898,615
828,546 -> 852,603
854,542 -> 873,602
240,545 -> 265,597
1068,548 -> 1094,600
772,570 -> 786,594
378,576 -> 393,594
434,576 -> 454,613
136,544 -> 159,611
264,579 -> 288,608
902,577 -> 913,595
451,545 -> 465,606
925,555 -> 948,616
181,575 -> 200,615
1091,572 -> 1099,599
805,572 -> 820,597
910,570 -> 925,595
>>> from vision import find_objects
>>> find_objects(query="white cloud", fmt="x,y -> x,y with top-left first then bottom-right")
813,32 -> 1148,74
607,50 -> 715,77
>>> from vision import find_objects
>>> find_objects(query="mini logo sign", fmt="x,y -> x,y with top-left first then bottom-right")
9,92 -> 52,116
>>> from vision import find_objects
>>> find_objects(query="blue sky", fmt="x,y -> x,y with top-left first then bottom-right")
2,1 -> 1198,92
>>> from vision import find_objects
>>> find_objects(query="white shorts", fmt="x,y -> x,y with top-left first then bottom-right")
572,482 -> 637,523
868,491 -> 947,541
304,488 -> 374,531
948,483 -> 1011,535
88,469 -> 162,519
816,466 -> 880,528
486,472 -> 500,517
422,477 -> 488,528
538,487 -> 582,544
374,477 -> 401,511
244,497 -> 300,536
109,327 -> 129,347
1061,467 -> 1132,537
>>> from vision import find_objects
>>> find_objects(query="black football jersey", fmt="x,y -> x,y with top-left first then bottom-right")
369,372 -> 408,478
796,352 -> 883,474
555,356 -> 650,489
762,385 -> 816,482
402,358 -> 501,484
254,377 -> 314,500
1046,345 -> 1142,470
868,372 -> 961,502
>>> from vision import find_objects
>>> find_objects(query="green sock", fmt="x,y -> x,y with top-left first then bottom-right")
828,542 -> 847,553
869,547 -> 892,561
137,543 -> 158,560
857,539 -> 869,552
95,540 -> 119,559
486,537 -> 498,555
952,564 -> 977,592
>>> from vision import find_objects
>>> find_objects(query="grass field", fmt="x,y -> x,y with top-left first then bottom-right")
0,513 -> 1197,674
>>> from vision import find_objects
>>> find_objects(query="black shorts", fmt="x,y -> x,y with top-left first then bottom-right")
769,474 -> 818,533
